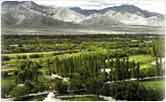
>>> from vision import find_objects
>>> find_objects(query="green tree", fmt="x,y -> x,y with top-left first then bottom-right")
151,40 -> 164,76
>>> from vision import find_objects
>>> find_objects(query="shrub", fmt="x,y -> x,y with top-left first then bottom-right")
145,88 -> 164,101
1,82 -> 16,98
9,85 -> 29,97
1,71 -> 8,78
52,52 -> 65,56
54,79 -> 69,94
2,56 -> 10,61
86,74 -> 105,94
31,76 -> 49,93
69,78 -> 84,93
140,67 -> 156,77
24,80 -> 34,91
100,81 -> 164,101
101,81 -> 143,100
17,55 -> 27,59
29,54 -> 42,58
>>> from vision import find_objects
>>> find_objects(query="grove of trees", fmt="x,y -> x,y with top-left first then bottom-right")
47,51 -> 141,81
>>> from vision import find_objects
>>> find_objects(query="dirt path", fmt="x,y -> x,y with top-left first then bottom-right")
43,92 -> 61,101
2,50 -> 79,57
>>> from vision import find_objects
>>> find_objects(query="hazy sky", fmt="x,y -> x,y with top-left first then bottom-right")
1,0 -> 165,14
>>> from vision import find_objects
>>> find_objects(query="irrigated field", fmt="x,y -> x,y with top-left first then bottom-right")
1,34 -> 165,101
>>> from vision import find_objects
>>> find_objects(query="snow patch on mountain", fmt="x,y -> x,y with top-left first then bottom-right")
51,7 -> 85,23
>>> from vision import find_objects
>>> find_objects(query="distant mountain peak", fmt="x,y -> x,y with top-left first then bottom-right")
2,1 -> 19,5
111,4 -> 142,12
2,1 -> 163,27
21,1 -> 36,5
2,1 -> 36,5
71,4 -> 162,17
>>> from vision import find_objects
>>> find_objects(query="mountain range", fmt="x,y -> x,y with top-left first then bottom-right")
1,1 -> 164,34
